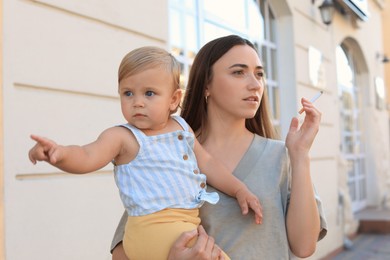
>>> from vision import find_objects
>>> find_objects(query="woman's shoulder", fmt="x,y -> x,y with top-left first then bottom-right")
251,134 -> 288,158
253,134 -> 285,148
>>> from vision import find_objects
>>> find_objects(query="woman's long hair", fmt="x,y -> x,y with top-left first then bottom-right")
181,35 -> 276,141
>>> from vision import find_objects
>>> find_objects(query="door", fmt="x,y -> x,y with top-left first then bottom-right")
336,45 -> 367,212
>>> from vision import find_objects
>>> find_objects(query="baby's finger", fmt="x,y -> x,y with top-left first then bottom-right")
28,144 -> 49,162
48,150 -> 58,164
28,149 -> 37,164
249,200 -> 263,224
238,199 -> 249,215
30,134 -> 45,143
30,134 -> 52,147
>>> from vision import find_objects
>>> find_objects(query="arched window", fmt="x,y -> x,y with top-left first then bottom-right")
336,44 -> 367,212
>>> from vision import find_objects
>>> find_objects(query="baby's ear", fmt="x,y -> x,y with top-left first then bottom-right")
170,89 -> 182,111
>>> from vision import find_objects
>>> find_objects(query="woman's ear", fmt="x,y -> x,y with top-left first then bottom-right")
170,89 -> 183,111
204,88 -> 210,98
204,88 -> 210,104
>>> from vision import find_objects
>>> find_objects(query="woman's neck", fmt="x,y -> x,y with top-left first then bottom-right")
206,119 -> 250,143
201,116 -> 254,172
208,107 -> 253,138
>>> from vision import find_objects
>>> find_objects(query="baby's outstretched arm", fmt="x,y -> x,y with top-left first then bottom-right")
29,135 -> 65,165
28,127 -> 130,174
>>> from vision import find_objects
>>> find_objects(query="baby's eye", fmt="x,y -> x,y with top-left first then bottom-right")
124,91 -> 133,97
145,91 -> 155,97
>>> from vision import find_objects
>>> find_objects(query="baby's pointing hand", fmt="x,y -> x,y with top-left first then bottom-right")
29,134 -> 61,165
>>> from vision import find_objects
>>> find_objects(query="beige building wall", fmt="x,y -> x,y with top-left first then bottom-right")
3,0 -> 168,259
384,2 -> 390,205
1,0 -> 4,258
326,0 -> 390,208
2,0 -> 389,259
290,2 -> 343,258
288,0 -> 389,258
384,2 -> 390,110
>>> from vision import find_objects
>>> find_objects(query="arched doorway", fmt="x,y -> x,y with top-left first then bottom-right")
336,39 -> 369,212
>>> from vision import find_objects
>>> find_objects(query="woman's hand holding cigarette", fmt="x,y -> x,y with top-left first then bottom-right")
287,93 -> 322,158
298,91 -> 323,114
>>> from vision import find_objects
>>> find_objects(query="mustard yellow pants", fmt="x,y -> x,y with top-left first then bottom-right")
123,208 -> 230,260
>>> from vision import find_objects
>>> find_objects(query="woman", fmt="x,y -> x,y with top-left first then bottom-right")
112,35 -> 327,259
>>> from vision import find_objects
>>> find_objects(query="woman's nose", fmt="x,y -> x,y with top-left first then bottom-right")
248,75 -> 262,90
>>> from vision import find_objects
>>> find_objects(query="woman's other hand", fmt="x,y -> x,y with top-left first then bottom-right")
168,225 -> 224,260
112,242 -> 129,260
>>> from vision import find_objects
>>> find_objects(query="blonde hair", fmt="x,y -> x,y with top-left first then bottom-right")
118,46 -> 180,91
118,46 -> 181,114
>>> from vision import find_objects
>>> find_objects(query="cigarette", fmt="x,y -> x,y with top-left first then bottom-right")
298,91 -> 323,114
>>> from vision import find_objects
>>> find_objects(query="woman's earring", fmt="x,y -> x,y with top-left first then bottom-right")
205,95 -> 208,104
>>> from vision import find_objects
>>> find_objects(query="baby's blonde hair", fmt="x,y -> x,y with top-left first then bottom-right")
118,46 -> 180,90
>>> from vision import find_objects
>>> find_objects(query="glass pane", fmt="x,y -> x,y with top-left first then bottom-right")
203,0 -> 246,30
359,179 -> 365,200
345,136 -> 353,153
348,181 -> 356,200
169,9 -> 182,49
356,113 -> 362,133
271,48 -> 277,80
273,86 -> 280,120
248,0 -> 264,42
178,62 -> 186,89
203,22 -> 234,44
261,46 -> 268,76
342,114 -> 353,132
170,0 -> 195,9
259,0 -> 266,40
269,7 -> 276,42
185,15 -> 197,54
347,160 -> 355,178
336,46 -> 354,89
355,135 -> 361,153
342,91 -> 353,109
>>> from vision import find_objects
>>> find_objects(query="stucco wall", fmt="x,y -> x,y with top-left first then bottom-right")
3,0 -> 168,259
0,0 -> 4,258
2,0 -> 390,259
383,1 -> 390,111
383,0 -> 390,209
289,2 -> 342,258
288,0 -> 390,258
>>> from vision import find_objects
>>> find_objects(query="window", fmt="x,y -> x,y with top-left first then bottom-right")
169,0 -> 280,128
336,45 -> 367,212
258,0 -> 279,129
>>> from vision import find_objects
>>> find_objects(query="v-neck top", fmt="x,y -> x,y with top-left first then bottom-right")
199,135 -> 328,259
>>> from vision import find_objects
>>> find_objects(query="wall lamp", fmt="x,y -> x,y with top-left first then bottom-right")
377,53 -> 390,64
312,0 -> 336,25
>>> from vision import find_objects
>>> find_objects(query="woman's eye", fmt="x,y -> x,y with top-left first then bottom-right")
233,70 -> 244,75
256,72 -> 264,78
124,91 -> 133,97
145,91 -> 155,97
